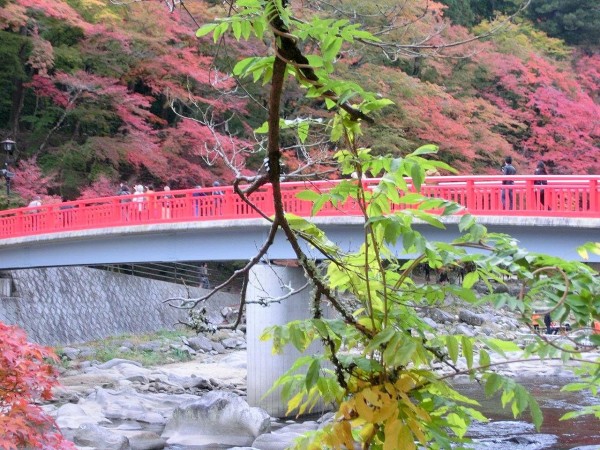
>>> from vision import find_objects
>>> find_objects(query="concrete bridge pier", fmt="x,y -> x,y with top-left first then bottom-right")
246,262 -> 325,418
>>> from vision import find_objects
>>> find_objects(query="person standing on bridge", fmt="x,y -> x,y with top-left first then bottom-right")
192,184 -> 206,217
132,184 -> 146,219
212,181 -> 224,216
117,183 -> 131,221
534,161 -> 548,209
161,185 -> 173,219
501,156 -> 516,210
27,196 -> 42,231
28,195 -> 42,209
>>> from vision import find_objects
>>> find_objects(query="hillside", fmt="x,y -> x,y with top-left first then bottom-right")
0,0 -> 599,207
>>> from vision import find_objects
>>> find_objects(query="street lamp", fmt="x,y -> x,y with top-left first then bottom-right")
0,138 -> 16,196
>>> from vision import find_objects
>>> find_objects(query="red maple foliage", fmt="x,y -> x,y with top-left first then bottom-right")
11,157 -> 62,205
0,322 -> 74,449
477,51 -> 600,174
574,52 -> 600,101
16,0 -> 91,32
78,174 -> 119,199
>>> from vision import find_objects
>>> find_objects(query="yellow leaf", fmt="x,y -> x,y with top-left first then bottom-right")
340,420 -> 355,449
363,387 -> 383,407
355,393 -> 375,422
384,418 -> 402,450
406,418 -> 427,444
377,397 -> 398,422
395,374 -> 415,393
398,423 -> 416,450
339,401 -> 354,419
359,423 -> 376,443
286,392 -> 303,416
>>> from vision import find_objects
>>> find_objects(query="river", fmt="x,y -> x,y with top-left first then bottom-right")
456,377 -> 600,449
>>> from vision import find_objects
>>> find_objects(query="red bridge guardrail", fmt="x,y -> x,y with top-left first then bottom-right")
0,175 -> 599,240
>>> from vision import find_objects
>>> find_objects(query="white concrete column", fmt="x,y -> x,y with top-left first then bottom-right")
246,262 -> 323,417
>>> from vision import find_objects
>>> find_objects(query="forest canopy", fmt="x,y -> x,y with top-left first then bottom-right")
0,0 -> 598,206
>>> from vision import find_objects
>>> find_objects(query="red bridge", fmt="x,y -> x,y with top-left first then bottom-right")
0,175 -> 599,239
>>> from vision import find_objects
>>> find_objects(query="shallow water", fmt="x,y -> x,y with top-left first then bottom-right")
456,377 -> 600,449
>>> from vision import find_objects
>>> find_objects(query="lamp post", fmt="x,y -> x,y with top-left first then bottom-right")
0,138 -> 16,196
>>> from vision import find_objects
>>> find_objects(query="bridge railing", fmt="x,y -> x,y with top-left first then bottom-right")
0,175 -> 598,239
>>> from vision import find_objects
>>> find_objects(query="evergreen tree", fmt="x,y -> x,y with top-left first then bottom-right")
527,0 -> 600,46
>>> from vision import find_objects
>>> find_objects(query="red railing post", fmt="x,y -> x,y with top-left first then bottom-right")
591,179 -> 598,215
223,188 -> 234,218
113,197 -> 120,226
526,179 -> 534,212
466,179 -> 475,212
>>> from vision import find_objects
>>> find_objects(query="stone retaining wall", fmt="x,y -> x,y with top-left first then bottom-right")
0,267 -> 238,346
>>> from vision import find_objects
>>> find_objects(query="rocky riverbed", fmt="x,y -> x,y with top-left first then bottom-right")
47,296 -> 600,450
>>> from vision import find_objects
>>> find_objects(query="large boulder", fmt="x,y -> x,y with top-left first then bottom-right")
161,391 -> 270,447
428,308 -> 455,324
112,430 -> 166,450
55,403 -> 111,430
220,351 -> 247,369
458,309 -> 485,326
72,423 -> 130,450
85,387 -> 197,423
222,337 -> 246,349
187,335 -> 214,352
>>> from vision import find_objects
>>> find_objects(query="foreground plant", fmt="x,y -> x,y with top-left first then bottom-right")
0,323 -> 74,449
263,147 -> 600,449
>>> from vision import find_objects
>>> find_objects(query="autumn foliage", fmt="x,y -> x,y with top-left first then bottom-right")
0,0 -> 598,201
0,322 -> 73,449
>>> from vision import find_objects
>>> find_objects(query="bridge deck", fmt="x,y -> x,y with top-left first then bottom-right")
1,175 -> 599,241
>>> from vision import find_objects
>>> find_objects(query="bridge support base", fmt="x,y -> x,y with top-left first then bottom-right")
246,262 -> 326,418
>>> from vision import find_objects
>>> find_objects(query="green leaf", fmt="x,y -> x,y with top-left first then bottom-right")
501,388 -> 515,408
458,214 -> 476,232
409,209 -> 446,229
446,412 -> 468,438
479,349 -> 490,368
213,22 -> 229,43
298,121 -> 310,143
290,325 -> 308,351
577,242 -> 600,259
306,54 -> 324,68
484,373 -> 503,397
232,21 -> 242,40
311,196 -> 328,216
463,271 -> 479,289
391,338 -> 417,367
252,19 -> 265,38
351,29 -> 381,41
412,144 -> 438,156
410,162 -> 424,191
364,327 -> 396,353
446,335 -> 459,364
196,23 -> 218,38
254,121 -> 269,134
484,338 -> 521,356
462,336 -> 473,370
233,57 -> 259,76
361,98 -> 394,113
296,190 -> 321,202
306,359 -> 320,390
